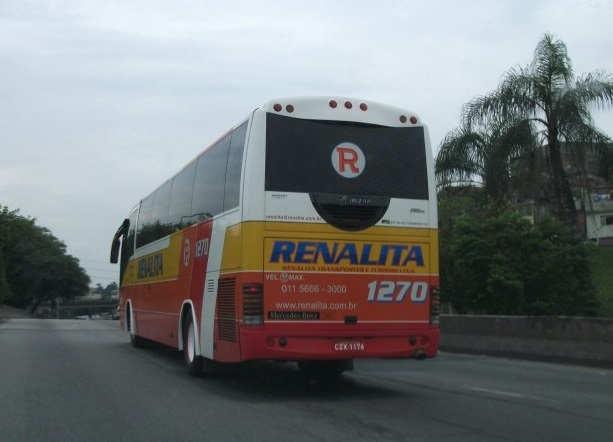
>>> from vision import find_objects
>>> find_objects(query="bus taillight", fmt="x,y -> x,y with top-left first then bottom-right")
243,283 -> 264,326
430,286 -> 440,325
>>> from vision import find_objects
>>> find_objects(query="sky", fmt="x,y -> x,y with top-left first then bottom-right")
1,0 -> 613,287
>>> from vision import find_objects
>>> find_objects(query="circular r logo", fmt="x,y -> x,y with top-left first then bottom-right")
331,142 -> 365,179
183,238 -> 190,267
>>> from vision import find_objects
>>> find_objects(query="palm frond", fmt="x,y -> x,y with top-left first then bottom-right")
464,67 -> 541,128
572,71 -> 613,111
531,33 -> 573,90
435,127 -> 486,188
436,116 -> 538,204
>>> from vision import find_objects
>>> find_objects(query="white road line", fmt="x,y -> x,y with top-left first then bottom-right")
466,386 -> 561,404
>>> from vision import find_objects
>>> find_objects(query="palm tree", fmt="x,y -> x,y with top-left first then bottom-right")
463,33 -> 613,235
436,117 -> 537,208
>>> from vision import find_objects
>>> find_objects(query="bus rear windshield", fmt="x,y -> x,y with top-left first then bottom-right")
265,113 -> 429,199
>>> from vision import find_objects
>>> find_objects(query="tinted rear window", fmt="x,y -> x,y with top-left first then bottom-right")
265,113 -> 428,199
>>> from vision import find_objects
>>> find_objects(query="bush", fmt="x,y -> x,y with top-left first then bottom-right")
441,210 -> 598,316
586,245 -> 613,317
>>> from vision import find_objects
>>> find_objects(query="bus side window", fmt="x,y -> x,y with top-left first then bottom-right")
192,134 -> 231,220
136,179 -> 173,247
136,194 -> 154,248
168,161 -> 196,229
224,121 -> 248,211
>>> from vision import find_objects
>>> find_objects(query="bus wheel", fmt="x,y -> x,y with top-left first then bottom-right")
127,304 -> 145,348
183,314 -> 203,376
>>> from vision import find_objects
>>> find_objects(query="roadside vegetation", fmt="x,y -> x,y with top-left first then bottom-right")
439,192 -> 608,316
0,205 -> 90,312
436,33 -> 613,317
586,245 -> 613,317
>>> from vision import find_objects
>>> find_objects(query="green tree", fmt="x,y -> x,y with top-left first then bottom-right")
441,209 -> 597,316
436,117 -> 537,208
463,33 -> 613,235
0,206 -> 37,305
1,204 -> 90,312
524,217 -> 597,315
443,211 -> 531,314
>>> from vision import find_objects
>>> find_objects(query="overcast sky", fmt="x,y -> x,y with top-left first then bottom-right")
1,0 -> 612,287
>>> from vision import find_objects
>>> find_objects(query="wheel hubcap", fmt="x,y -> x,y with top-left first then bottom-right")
187,322 -> 195,362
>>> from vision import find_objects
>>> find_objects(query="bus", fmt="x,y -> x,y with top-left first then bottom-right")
110,96 -> 440,377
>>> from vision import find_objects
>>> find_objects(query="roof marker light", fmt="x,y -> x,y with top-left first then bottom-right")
273,103 -> 282,112
410,116 -> 418,124
344,101 -> 352,109
360,103 -> 368,111
329,100 -> 338,108
286,104 -> 294,113
399,115 -> 407,123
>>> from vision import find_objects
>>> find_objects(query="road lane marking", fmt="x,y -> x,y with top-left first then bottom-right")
466,386 -> 561,404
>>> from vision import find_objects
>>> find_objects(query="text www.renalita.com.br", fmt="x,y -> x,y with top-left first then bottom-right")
274,301 -> 357,310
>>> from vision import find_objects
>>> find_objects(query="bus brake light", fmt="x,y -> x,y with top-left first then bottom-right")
243,283 -> 264,326
430,286 -> 440,325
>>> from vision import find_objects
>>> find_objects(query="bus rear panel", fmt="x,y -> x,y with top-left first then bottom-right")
236,100 -> 439,362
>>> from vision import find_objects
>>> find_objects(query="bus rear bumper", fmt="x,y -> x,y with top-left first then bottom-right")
238,327 -> 440,362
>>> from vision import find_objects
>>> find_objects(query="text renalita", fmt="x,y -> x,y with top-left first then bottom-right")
269,241 -> 425,267
137,253 -> 163,279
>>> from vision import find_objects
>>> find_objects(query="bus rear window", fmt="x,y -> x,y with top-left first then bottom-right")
265,113 -> 428,200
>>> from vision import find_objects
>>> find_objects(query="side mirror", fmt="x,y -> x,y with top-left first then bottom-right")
110,238 -> 121,264
110,219 -> 130,264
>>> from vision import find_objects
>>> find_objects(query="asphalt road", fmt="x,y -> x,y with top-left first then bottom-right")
1,318 -> 612,442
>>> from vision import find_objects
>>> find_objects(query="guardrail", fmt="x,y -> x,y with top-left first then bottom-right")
56,298 -> 118,319
439,314 -> 613,367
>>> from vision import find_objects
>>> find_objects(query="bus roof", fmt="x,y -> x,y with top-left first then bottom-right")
261,96 -> 423,127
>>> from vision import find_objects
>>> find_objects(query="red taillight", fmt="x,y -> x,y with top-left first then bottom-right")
399,115 -> 418,124
430,286 -> 440,325
243,283 -> 263,326
272,103 -> 295,113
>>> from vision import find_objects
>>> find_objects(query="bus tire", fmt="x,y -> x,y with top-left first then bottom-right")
127,304 -> 145,348
183,313 -> 203,376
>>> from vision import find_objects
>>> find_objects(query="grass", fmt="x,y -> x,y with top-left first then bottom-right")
587,245 -> 613,318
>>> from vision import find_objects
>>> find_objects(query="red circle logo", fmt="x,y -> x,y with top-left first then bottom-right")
331,143 -> 365,179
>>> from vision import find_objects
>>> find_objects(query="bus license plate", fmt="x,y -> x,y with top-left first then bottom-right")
333,341 -> 365,351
